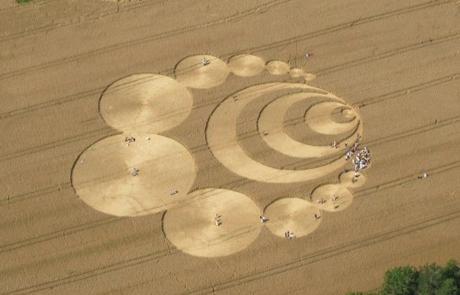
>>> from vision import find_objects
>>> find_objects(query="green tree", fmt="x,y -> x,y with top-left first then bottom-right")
346,292 -> 378,295
435,279 -> 458,295
417,264 -> 444,295
441,260 -> 460,286
347,260 -> 460,295
381,266 -> 418,295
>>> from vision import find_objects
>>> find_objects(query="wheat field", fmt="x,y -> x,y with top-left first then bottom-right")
1,0 -> 460,294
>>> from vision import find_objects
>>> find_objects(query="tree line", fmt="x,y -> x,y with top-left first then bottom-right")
348,260 -> 460,295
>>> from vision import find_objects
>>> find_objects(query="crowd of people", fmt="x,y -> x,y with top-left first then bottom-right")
345,137 -> 371,176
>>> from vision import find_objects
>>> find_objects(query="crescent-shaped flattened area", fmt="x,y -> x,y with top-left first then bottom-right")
99,74 -> 193,134
71,134 -> 196,217
264,198 -> 322,238
174,55 -> 230,89
258,92 -> 361,158
163,188 -> 262,257
306,102 -> 358,135
206,83 -> 352,183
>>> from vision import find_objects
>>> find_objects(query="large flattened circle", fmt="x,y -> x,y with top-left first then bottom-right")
163,188 -> 262,257
72,134 -> 196,217
228,54 -> 266,77
99,74 -> 193,134
174,55 -> 230,89
264,198 -> 321,238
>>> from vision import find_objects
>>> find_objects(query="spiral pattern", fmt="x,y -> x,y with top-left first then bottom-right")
206,82 -> 362,183
71,54 -> 370,258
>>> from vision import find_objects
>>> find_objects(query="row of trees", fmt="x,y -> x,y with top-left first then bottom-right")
348,260 -> 460,295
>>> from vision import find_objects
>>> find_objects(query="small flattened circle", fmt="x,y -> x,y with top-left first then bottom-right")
72,134 -> 196,217
305,101 -> 358,135
264,198 -> 322,239
310,184 -> 353,212
304,73 -> 317,81
163,188 -> 262,257
174,55 -> 230,89
342,108 -> 356,120
266,60 -> 290,75
99,74 -> 193,134
290,68 -> 304,78
228,54 -> 266,77
339,171 -> 366,188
